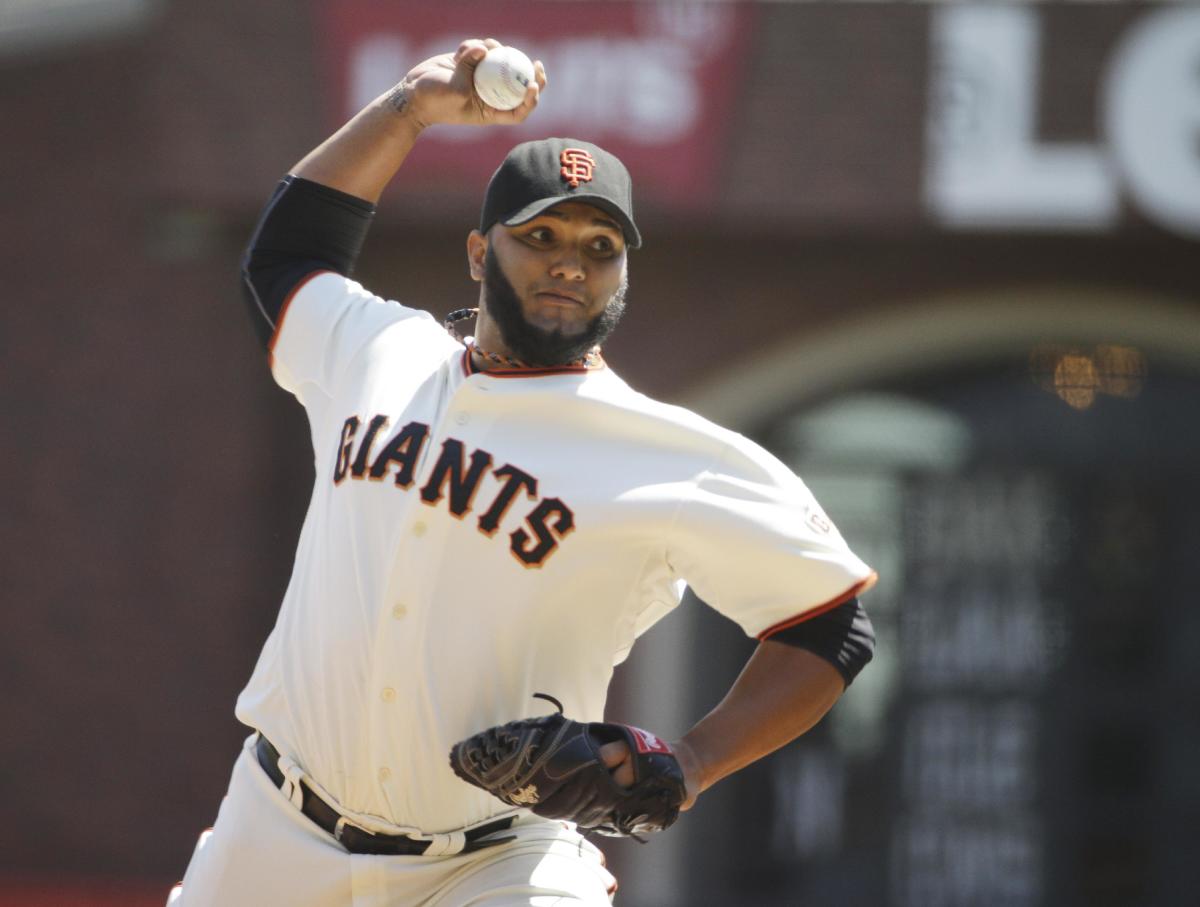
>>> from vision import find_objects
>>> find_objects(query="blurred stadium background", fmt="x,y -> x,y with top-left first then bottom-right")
2,1 -> 1197,905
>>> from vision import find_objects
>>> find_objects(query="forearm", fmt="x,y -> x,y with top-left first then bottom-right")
291,84 -> 424,203
673,640 -> 845,808
238,84 -> 419,350
241,39 -> 546,350
289,38 -> 544,202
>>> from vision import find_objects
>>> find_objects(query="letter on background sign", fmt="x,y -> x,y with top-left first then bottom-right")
924,5 -> 1117,230
1104,8 -> 1200,239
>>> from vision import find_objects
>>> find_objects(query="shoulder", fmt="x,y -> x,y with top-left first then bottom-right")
271,271 -> 458,398
580,369 -> 721,431
581,369 -> 782,477
290,272 -> 436,324
285,272 -> 454,354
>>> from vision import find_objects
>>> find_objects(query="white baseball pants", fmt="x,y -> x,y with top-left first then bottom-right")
168,736 -> 617,906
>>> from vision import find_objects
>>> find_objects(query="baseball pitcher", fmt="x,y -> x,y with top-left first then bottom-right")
170,38 -> 877,906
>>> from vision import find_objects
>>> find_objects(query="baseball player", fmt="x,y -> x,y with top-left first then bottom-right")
171,39 -> 877,906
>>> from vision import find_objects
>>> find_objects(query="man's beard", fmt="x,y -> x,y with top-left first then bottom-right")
482,246 -> 627,367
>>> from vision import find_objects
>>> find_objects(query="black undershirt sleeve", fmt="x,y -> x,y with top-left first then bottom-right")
766,597 -> 876,688
240,175 -> 376,351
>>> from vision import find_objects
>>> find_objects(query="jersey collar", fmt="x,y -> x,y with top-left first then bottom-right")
459,348 -> 606,379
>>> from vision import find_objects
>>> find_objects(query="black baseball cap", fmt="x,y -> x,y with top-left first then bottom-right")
480,137 -> 641,248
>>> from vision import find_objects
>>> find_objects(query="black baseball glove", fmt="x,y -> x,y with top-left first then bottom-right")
449,694 -> 687,838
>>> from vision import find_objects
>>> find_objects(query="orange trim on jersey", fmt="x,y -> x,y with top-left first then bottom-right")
756,571 -> 879,641
266,269 -> 334,370
460,349 -> 605,378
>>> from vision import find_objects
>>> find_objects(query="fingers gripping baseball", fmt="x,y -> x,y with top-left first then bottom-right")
399,38 -> 544,129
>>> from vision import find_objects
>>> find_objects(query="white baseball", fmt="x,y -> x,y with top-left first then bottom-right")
473,46 -> 535,111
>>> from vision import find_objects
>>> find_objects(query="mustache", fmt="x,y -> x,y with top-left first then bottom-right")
532,286 -> 588,305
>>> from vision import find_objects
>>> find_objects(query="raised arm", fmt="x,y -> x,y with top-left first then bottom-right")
239,39 -> 546,351
291,38 -> 545,202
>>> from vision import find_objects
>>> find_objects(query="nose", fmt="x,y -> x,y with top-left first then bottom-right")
549,247 -> 585,281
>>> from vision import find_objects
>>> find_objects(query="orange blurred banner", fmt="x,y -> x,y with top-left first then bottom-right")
317,1 -> 757,206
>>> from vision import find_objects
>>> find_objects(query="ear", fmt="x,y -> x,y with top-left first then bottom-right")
466,230 -> 487,282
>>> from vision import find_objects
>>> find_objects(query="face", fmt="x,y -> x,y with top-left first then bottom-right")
470,201 -> 629,366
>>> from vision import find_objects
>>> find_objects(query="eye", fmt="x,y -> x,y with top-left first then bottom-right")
525,226 -> 554,243
589,235 -> 618,255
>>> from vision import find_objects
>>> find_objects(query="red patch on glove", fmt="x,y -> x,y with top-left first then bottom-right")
627,726 -> 672,755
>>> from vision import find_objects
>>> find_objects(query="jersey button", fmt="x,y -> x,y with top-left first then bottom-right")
455,412 -> 470,425
381,687 -> 396,703
392,603 -> 407,620
378,767 -> 391,782
412,521 -> 427,537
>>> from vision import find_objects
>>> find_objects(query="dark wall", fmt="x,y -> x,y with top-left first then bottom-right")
0,1 -> 317,882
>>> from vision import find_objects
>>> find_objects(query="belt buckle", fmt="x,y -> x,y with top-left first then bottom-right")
335,815 -> 426,855
334,816 -> 359,843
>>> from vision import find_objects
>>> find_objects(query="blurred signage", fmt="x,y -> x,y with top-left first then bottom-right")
0,0 -> 152,57
925,5 -> 1200,238
892,472 -> 1066,907
318,1 -> 756,205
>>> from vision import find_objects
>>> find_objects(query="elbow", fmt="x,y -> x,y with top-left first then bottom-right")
763,596 -> 876,688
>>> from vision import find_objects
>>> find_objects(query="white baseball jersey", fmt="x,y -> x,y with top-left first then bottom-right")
235,270 -> 876,837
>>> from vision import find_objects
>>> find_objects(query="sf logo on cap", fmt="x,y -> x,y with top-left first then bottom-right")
560,148 -> 595,188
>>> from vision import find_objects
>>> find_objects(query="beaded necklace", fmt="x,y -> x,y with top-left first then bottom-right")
443,307 -> 601,370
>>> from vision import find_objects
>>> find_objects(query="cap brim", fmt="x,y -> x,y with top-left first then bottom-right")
500,195 -> 642,249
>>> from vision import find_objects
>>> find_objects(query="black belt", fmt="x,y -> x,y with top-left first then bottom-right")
254,733 -> 516,856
